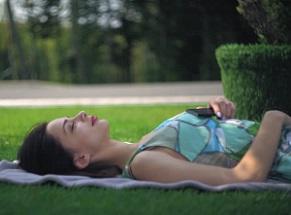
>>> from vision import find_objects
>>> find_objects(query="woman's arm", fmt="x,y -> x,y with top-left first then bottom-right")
232,110 -> 289,182
130,111 -> 289,185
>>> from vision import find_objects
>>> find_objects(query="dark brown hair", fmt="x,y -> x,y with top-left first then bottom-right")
18,122 -> 121,177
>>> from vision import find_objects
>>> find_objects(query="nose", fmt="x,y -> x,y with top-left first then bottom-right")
74,111 -> 87,121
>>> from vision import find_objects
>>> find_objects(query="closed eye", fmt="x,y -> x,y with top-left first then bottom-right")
71,121 -> 75,132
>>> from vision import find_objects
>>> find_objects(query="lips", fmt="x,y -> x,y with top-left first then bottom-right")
91,116 -> 98,126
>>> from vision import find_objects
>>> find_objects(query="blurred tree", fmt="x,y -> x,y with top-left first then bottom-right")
1,0 -> 256,83
67,0 -> 141,83
20,0 -> 62,81
22,0 -> 61,38
198,0 -> 256,79
132,0 -> 256,81
0,23 -> 10,79
132,0 -> 186,81
5,0 -> 29,79
69,0 -> 85,82
110,0 -> 141,82
237,0 -> 291,44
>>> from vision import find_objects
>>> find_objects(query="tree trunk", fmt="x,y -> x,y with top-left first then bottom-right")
70,0 -> 85,83
5,0 -> 29,79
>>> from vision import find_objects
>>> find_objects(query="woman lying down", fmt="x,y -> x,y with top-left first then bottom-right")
18,97 -> 291,185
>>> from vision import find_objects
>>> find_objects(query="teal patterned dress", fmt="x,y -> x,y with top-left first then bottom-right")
122,112 -> 291,182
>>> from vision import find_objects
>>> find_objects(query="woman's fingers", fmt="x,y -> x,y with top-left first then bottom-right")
209,97 -> 224,118
229,101 -> 236,118
224,101 -> 235,118
209,97 -> 236,119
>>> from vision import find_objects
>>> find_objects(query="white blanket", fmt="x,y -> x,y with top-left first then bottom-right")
1,160 -> 291,192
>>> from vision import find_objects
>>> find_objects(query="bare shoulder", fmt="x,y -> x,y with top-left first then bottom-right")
138,132 -> 155,144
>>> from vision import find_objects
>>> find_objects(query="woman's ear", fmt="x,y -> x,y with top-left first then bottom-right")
73,153 -> 90,169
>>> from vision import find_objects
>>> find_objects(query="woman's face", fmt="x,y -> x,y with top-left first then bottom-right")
46,111 -> 109,155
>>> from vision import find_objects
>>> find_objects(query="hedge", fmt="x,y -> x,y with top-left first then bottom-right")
215,44 -> 291,121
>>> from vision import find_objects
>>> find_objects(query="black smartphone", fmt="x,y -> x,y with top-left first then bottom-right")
186,107 -> 215,117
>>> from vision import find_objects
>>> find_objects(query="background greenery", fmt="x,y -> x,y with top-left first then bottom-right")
214,0 -> 291,120
0,0 -> 256,83
237,0 -> 291,44
216,44 -> 291,120
0,104 -> 291,214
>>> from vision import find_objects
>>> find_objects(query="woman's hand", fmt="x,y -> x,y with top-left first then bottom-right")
208,96 -> 235,119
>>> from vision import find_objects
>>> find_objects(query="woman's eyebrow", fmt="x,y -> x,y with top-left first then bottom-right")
63,119 -> 68,134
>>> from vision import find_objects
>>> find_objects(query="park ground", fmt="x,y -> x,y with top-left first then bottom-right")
0,80 -> 223,107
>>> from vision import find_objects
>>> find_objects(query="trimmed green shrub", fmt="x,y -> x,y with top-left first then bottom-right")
216,44 -> 291,120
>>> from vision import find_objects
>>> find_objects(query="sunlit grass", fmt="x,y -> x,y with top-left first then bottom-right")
0,104 -> 191,160
0,104 -> 290,214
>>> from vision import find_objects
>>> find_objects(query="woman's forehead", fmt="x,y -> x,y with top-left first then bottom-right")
47,117 -> 66,136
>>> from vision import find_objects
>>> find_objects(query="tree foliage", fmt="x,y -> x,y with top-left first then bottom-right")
22,0 -> 62,38
1,0 -> 256,83
237,0 -> 291,44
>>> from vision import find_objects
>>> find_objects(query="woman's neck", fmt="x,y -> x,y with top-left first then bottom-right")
91,139 -> 140,169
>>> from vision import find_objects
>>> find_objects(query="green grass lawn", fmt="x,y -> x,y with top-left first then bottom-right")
0,104 -> 291,214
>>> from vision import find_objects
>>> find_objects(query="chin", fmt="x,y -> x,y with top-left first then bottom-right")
98,119 -> 109,132
98,120 -> 110,143
99,119 -> 109,127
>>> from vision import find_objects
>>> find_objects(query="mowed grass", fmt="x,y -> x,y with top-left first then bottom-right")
0,104 -> 291,215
